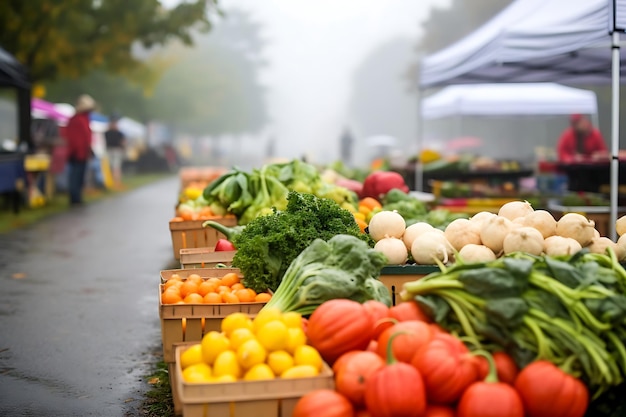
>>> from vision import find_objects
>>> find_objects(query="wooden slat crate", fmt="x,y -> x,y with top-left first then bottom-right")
169,216 -> 237,260
379,264 -> 439,305
179,247 -> 236,269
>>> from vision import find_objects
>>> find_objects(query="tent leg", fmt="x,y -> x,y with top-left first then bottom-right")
610,31 -> 620,241
415,89 -> 424,192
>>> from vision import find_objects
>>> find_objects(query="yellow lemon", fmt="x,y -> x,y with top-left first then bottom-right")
213,350 -> 242,379
182,363 -> 212,383
243,363 -> 275,381
221,312 -> 253,336
280,365 -> 319,379
180,344 -> 204,370
229,327 -> 255,350
293,345 -> 323,371
236,339 -> 267,369
256,320 -> 289,352
281,312 -> 303,329
267,350 -> 294,376
210,374 -> 237,383
252,308 -> 283,333
285,327 -> 307,354
201,331 -> 230,365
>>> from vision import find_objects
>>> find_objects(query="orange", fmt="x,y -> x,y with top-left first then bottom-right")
203,292 -> 222,304
198,281 -> 217,296
217,285 -> 231,294
355,217 -> 368,233
184,293 -> 204,304
171,217 -> 184,222
231,283 -> 245,291
221,273 -> 240,287
162,290 -> 183,304
180,281 -> 200,298
163,279 -> 182,291
187,274 -> 203,285
359,197 -> 382,211
222,292 -> 240,304
235,289 -> 256,303
255,293 -> 272,302
206,277 -> 221,285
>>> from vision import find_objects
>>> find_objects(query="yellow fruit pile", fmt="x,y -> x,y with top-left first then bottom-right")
179,309 -> 324,383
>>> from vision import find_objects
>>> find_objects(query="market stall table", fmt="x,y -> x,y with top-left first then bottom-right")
556,159 -> 626,195
0,152 -> 26,213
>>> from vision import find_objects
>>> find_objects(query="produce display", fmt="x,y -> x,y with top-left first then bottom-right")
161,272 -> 272,304
178,309 -> 325,383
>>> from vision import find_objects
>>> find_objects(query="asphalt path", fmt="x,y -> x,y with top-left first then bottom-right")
0,176 -> 179,416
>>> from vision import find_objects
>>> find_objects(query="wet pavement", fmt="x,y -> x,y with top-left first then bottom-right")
0,176 -> 179,416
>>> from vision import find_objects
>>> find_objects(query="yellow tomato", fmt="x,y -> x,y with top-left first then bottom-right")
213,350 -> 242,379
236,339 -> 267,369
281,365 -> 319,379
182,363 -> 212,383
243,363 -> 275,381
256,320 -> 289,352
180,344 -> 204,370
221,312 -> 253,336
252,308 -> 283,333
281,312 -> 303,329
201,331 -> 230,365
267,350 -> 295,376
229,327 -> 255,351
293,345 -> 323,371
285,327 -> 307,354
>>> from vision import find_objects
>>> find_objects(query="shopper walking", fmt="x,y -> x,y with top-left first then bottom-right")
104,115 -> 126,189
65,94 -> 96,206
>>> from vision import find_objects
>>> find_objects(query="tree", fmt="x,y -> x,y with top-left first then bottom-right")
0,0 -> 217,83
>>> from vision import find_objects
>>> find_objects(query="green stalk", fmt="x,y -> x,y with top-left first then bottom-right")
402,278 -> 464,294
522,316 -> 552,360
470,349 -> 499,383
607,331 -> 626,374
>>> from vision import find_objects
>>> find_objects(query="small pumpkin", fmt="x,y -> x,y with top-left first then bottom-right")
424,404 -> 456,417
307,299 -> 374,364
335,351 -> 385,407
376,320 -> 434,363
365,332 -> 427,417
388,301 -> 430,322
293,389 -> 355,417
476,351 -> 519,385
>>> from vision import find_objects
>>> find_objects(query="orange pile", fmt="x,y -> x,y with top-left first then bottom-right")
161,272 -> 272,305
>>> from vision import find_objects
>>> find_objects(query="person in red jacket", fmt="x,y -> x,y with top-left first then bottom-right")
65,94 -> 96,205
557,114 -> 607,163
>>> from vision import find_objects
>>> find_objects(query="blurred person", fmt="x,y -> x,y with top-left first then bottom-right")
65,94 -> 96,206
104,114 -> 126,189
557,114 -> 607,163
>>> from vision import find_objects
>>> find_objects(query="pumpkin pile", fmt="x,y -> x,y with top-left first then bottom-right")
294,298 -> 589,417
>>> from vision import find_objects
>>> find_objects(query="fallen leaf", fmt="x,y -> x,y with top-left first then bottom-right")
148,377 -> 160,385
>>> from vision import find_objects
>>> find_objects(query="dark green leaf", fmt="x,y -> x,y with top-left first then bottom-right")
485,298 -> 528,329
459,268 -> 528,299
523,289 -> 570,319
584,296 -> 626,324
545,257 -> 586,288
415,295 -> 450,323
503,257 -> 534,281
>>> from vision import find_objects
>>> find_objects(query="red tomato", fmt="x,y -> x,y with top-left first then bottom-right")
363,300 -> 390,323
424,404 -> 456,417
365,361 -> 426,417
476,351 -> 519,385
335,351 -> 385,407
214,238 -> 236,251
377,320 -> 435,363
411,333 -> 480,404
388,301 -> 431,322
514,361 -> 588,417
457,379 -> 524,417
293,389 -> 354,417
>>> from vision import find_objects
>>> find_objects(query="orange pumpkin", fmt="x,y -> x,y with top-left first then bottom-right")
292,389 -> 354,417
335,351 -> 384,407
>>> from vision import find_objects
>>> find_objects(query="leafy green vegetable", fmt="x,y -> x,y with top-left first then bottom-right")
260,234 -> 390,315
232,191 -> 373,293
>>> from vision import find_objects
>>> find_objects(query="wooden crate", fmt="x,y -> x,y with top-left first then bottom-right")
179,247 -> 236,269
174,345 -> 334,417
159,268 -> 265,363
169,216 -> 237,260
379,264 -> 439,305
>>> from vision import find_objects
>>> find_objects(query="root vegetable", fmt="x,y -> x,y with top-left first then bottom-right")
544,236 -> 582,256
555,213 -> 596,246
374,237 -> 408,265
368,210 -> 406,242
444,218 -> 481,251
503,226 -> 544,255
403,222 -> 435,250
458,244 -> 496,263
587,237 -> 624,259
617,234 -> 626,260
469,211 -> 497,228
522,209 -> 557,239
480,216 -> 514,255
617,215 -> 626,236
498,200 -> 534,221
411,231 -> 452,265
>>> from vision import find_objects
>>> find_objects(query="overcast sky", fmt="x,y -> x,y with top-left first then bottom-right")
165,0 -> 450,164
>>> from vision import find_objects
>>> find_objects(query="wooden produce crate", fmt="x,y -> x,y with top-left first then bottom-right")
159,268 -> 265,363
179,247 -> 236,269
379,264 -> 440,305
169,216 -> 237,260
174,345 -> 334,417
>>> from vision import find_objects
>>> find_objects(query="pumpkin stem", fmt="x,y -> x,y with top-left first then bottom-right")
559,355 -> 579,376
471,349 -> 499,384
386,331 -> 411,365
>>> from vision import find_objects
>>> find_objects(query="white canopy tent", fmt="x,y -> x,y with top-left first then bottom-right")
422,83 -> 598,119
419,0 -> 626,239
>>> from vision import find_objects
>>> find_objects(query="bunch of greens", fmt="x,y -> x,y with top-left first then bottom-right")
401,248 -> 626,397
228,191 -> 373,293
261,234 -> 391,315
202,160 -> 358,224
381,188 -> 467,228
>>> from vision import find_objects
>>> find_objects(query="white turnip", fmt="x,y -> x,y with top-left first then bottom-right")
498,200 -> 534,221
555,213 -> 596,247
402,222 -> 435,250
368,210 -> 406,242
480,216 -> 514,255
444,218 -> 481,251
617,234 -> 626,260
469,211 -> 497,228
374,237 -> 408,265
411,231 -> 452,265
458,244 -> 497,263
587,237 -> 624,259
544,236 -> 582,256
523,210 -> 557,239
616,215 -> 626,237
503,226 -> 544,256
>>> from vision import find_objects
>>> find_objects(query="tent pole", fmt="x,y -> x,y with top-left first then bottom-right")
415,87 -> 424,192
610,31 -> 620,241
